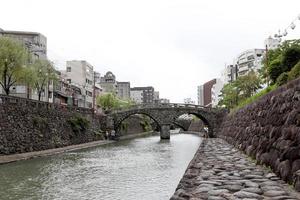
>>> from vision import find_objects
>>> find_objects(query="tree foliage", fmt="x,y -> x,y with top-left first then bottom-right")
0,37 -> 29,95
288,61 -> 300,81
29,59 -> 58,101
96,93 -> 135,113
263,39 -> 300,84
218,71 -> 261,109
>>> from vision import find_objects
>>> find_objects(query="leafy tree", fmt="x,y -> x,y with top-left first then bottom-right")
276,72 -> 289,86
218,71 -> 262,109
30,59 -> 58,101
236,71 -> 262,99
19,66 -> 36,98
96,93 -> 135,113
0,37 -> 29,95
288,61 -> 300,81
218,83 -> 239,109
282,47 -> 300,72
263,39 -> 300,84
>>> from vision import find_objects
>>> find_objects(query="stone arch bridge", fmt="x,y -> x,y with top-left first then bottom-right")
108,103 -> 227,139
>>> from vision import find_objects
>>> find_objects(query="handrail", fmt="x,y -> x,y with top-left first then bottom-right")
112,102 -> 215,113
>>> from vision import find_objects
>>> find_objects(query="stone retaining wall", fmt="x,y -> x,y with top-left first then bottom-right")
219,78 -> 300,190
0,95 -> 105,155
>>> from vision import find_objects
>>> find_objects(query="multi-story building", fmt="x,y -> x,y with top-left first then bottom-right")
0,28 -> 49,101
65,60 -> 94,108
100,71 -> 117,95
117,82 -> 130,100
130,90 -> 143,104
221,64 -> 238,84
235,49 -> 265,77
184,98 -> 195,104
130,86 -> 154,104
211,78 -> 223,107
154,91 -> 160,103
265,36 -> 280,50
197,79 -> 217,107
160,98 -> 170,104
197,85 -> 204,106
0,28 -> 47,60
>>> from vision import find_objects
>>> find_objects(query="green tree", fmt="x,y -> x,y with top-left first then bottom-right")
0,37 -> 29,95
236,71 -> 262,99
31,59 -> 58,101
263,39 -> 300,84
96,93 -> 135,113
288,61 -> 300,81
218,71 -> 262,109
218,83 -> 239,109
282,47 -> 300,72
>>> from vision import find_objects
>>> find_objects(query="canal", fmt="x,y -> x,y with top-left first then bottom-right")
0,133 -> 202,200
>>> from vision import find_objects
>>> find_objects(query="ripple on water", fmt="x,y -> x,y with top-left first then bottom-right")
0,134 -> 201,200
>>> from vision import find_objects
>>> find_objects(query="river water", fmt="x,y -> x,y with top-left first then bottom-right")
0,133 -> 201,200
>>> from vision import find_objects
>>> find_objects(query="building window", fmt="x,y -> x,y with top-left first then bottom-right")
67,79 -> 71,84
67,67 -> 71,72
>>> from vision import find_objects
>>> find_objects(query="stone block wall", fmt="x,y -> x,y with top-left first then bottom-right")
219,78 -> 300,190
0,96 -> 105,155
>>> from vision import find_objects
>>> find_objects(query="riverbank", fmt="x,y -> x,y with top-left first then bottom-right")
0,131 -> 155,165
171,138 -> 300,200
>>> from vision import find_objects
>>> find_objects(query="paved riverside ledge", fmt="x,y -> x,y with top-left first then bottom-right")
0,131 -> 155,165
171,138 -> 300,200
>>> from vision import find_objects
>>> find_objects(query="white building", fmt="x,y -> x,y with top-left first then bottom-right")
117,82 -> 130,100
221,64 -> 238,84
0,28 -> 47,60
235,49 -> 265,76
130,90 -> 143,104
184,98 -> 195,104
159,98 -> 170,103
0,28 -> 50,101
197,85 -> 204,106
65,60 -> 94,108
211,78 -> 223,107
265,36 -> 280,50
154,91 -> 160,103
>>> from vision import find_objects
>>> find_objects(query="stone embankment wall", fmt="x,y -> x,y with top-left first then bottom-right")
119,115 -> 146,135
188,120 -> 204,132
219,78 -> 300,190
0,96 -> 105,155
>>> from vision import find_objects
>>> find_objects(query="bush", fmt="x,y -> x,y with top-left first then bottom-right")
276,72 -> 289,86
67,114 -> 90,133
282,47 -> 300,72
288,61 -> 300,81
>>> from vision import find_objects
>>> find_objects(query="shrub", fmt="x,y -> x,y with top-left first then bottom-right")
276,72 -> 289,86
288,61 -> 300,81
67,114 -> 90,133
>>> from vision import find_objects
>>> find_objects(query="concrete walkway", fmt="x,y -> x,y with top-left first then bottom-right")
171,138 -> 300,200
0,131 -> 155,165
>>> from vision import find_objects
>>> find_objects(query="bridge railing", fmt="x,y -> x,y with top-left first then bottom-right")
112,103 -> 213,112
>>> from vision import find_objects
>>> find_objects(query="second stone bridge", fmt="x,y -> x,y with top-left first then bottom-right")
109,103 -> 226,139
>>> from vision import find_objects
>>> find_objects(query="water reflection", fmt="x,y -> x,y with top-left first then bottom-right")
0,134 -> 201,200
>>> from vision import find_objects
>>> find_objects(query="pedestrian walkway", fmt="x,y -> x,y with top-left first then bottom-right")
171,138 -> 300,200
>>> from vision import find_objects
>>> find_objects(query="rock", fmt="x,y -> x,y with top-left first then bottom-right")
233,191 -> 263,199
264,190 -> 287,197
241,187 -> 263,195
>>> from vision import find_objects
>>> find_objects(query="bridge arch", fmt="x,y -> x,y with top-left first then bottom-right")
114,111 -> 161,134
172,111 -> 213,137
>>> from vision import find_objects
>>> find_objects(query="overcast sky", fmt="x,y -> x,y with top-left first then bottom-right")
1,0 -> 299,102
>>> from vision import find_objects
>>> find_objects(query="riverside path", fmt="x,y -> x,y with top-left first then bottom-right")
171,138 -> 300,200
